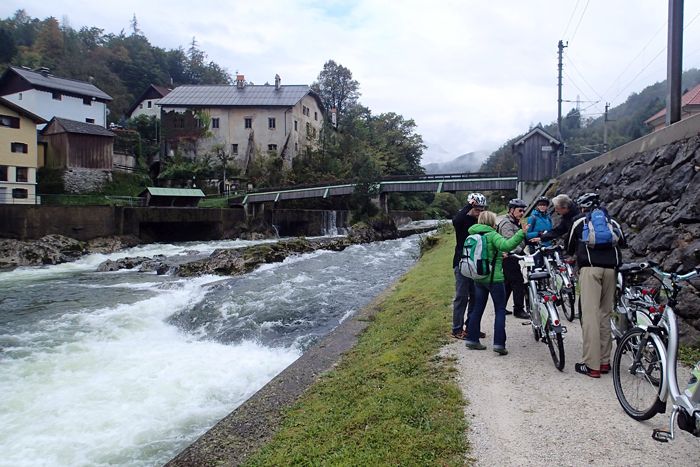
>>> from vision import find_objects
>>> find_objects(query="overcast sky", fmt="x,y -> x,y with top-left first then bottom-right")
3,1 -> 700,163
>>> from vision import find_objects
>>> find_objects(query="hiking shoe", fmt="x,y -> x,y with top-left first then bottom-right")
504,309 -> 513,315
600,363 -> 611,374
575,363 -> 601,378
493,347 -> 508,356
452,330 -> 467,340
513,310 -> 530,320
465,342 -> 487,350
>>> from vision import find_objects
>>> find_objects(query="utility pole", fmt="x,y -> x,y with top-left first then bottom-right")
557,40 -> 568,140
666,0 -> 684,126
557,40 -> 568,175
603,102 -> 610,153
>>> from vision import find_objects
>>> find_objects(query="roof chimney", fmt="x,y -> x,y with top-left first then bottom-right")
236,74 -> 245,89
274,74 -> 281,90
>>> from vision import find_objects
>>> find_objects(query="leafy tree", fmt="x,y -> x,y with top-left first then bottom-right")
311,60 -> 360,125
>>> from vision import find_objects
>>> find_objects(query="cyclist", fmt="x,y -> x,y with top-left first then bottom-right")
540,194 -> 580,242
451,192 -> 487,340
527,196 -> 553,247
566,192 -> 626,378
497,198 -> 531,319
464,210 -> 529,355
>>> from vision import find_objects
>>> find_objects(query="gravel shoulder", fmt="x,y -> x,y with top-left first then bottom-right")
445,299 -> 698,466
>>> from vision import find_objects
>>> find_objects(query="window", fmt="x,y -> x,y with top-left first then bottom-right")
0,115 -> 20,129
212,118 -> 220,129
12,188 -> 28,199
18,93 -> 22,100
85,118 -> 95,124
83,97 -> 92,106
139,103 -> 143,109
294,120 -> 298,131
314,111 -> 318,121
52,92 -> 62,101
268,118 -> 276,129
306,122 -> 311,135
0,166 -> 7,181
147,101 -> 152,109
231,144 -> 238,155
244,117 -> 252,129
295,142 -> 298,152
11,142 -> 28,153
16,167 -> 28,182
268,144 -> 278,151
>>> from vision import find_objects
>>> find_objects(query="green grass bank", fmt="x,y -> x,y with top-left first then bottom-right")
244,231 -> 469,466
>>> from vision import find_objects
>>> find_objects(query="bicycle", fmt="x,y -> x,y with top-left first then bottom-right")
612,262 -> 700,442
611,261 -> 658,342
510,249 -> 567,371
539,245 -> 577,322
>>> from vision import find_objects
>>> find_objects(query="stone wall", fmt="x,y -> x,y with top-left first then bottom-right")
63,168 -> 112,193
554,119 -> 700,344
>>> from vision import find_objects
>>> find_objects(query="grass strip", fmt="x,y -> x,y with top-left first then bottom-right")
244,232 -> 468,466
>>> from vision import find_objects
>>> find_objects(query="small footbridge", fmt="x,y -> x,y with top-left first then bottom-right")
235,172 -> 519,214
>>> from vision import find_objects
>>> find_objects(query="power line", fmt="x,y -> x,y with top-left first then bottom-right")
566,55 -> 603,100
568,0 -> 590,45
561,0 -> 582,39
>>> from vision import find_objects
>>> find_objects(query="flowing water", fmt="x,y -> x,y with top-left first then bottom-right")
0,235 -> 422,467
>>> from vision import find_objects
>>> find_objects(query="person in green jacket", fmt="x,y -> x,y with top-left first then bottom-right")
465,210 -> 529,355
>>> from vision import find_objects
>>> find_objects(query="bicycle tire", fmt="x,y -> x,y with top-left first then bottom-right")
545,320 -> 565,371
525,289 -> 540,342
561,288 -> 576,322
612,327 -> 665,421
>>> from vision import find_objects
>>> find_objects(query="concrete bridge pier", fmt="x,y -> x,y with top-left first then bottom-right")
370,193 -> 389,214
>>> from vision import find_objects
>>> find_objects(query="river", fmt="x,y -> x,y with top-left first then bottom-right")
0,234 -> 422,467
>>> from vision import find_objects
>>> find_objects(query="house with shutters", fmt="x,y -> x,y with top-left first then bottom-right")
0,97 -> 46,204
0,66 -> 112,128
157,74 -> 324,172
126,84 -> 172,120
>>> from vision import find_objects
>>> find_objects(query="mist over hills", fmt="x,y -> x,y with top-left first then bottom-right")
422,150 -> 491,174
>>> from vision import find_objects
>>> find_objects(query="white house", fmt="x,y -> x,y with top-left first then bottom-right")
0,66 -> 112,128
157,74 -> 324,170
126,84 -> 172,120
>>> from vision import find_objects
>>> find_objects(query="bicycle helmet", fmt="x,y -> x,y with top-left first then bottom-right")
576,192 -> 600,209
467,192 -> 487,208
508,198 -> 527,209
535,196 -> 549,206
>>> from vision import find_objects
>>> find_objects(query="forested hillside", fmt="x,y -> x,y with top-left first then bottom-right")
481,68 -> 700,173
0,9 -> 231,122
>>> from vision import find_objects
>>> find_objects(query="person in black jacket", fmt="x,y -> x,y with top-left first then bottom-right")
451,192 -> 486,339
540,194 -> 581,242
566,192 -> 626,378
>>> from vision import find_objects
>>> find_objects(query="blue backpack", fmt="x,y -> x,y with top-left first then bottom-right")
582,208 -> 619,249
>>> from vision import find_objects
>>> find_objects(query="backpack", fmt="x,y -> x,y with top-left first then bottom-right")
459,233 -> 497,280
581,208 -> 619,249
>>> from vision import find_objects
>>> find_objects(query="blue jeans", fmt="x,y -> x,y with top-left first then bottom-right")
453,266 -> 475,334
466,282 -> 507,348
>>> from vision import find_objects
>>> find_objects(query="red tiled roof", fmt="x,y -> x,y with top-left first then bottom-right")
645,82 -> 700,124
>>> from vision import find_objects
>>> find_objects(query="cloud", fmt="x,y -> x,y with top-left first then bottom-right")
3,0 -> 700,164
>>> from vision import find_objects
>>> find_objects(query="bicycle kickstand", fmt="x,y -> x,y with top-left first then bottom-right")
652,407 -> 679,443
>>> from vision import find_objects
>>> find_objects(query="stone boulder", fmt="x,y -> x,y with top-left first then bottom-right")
0,234 -> 87,268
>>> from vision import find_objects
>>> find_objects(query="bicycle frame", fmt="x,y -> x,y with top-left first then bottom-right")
636,266 -> 700,441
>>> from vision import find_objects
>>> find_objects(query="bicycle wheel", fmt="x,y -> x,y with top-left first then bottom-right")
560,288 -> 576,322
612,327 -> 665,421
545,320 -> 565,371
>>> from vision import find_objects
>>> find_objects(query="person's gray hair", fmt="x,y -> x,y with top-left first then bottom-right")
551,194 -> 573,209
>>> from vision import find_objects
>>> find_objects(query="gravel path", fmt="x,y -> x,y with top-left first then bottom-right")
445,299 -> 698,466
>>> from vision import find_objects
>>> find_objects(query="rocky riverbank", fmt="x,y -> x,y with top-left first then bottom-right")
0,234 -> 142,269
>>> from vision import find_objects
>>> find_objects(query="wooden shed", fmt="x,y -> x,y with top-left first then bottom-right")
40,117 -> 114,169
139,187 -> 205,207
512,126 -> 562,181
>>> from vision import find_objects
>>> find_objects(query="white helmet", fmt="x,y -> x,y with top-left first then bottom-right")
467,192 -> 487,208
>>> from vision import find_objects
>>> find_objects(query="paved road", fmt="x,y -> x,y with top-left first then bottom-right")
445,300 -> 699,466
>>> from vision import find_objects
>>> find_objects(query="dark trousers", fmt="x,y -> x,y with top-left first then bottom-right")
453,266 -> 476,333
503,257 -> 525,313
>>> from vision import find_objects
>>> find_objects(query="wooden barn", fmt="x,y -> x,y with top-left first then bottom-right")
40,117 -> 114,169
512,126 -> 562,181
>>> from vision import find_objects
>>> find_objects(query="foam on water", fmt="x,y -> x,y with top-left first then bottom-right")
0,274 -> 299,467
